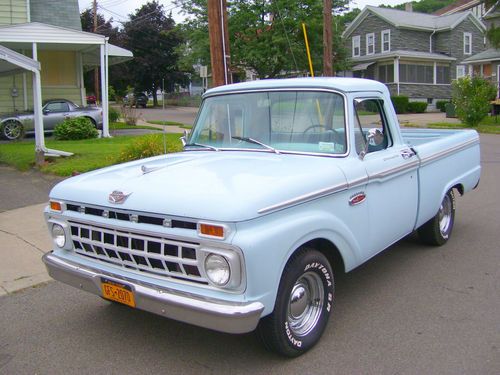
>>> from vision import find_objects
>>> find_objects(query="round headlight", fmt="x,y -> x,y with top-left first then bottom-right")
51,224 -> 66,248
204,254 -> 230,286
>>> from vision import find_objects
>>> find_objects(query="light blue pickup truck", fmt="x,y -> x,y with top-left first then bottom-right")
43,78 -> 480,357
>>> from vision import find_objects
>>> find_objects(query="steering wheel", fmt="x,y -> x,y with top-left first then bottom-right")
303,124 -> 343,144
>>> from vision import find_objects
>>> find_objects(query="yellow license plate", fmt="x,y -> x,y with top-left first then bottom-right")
101,278 -> 136,308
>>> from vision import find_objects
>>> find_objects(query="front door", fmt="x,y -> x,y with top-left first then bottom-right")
43,101 -> 71,130
353,97 -> 419,258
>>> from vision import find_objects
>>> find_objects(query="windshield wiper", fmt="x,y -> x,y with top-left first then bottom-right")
231,136 -> 279,154
184,142 -> 220,151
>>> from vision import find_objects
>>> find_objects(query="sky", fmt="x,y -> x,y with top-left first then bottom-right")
78,0 -> 411,26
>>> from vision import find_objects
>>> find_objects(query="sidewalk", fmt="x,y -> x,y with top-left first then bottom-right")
0,203 -> 52,296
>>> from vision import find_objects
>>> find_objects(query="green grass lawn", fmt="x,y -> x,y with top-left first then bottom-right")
425,119 -> 500,134
0,133 -> 183,176
147,120 -> 192,129
109,122 -> 161,131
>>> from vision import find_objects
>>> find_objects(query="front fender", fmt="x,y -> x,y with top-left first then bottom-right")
234,202 -> 362,316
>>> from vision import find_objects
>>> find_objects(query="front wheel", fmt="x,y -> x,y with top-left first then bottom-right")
1,120 -> 24,140
418,189 -> 455,246
257,248 -> 334,357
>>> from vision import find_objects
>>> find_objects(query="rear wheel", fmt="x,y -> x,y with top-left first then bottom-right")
418,189 -> 455,246
257,247 -> 334,357
1,120 -> 24,140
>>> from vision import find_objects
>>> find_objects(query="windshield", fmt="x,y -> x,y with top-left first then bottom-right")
188,91 -> 346,155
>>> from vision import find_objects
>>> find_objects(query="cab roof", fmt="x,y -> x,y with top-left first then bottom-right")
204,77 -> 388,96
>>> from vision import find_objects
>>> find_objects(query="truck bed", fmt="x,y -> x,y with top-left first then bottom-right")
401,128 -> 481,229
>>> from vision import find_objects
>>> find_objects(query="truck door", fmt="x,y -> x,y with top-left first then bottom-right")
353,97 -> 419,257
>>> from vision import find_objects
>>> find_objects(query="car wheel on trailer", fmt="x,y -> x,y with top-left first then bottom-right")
257,247 -> 334,357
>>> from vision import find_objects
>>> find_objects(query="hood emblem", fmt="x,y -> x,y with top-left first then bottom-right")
108,190 -> 132,204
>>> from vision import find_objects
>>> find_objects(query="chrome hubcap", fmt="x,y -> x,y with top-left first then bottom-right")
438,194 -> 452,236
4,121 -> 21,140
287,272 -> 324,337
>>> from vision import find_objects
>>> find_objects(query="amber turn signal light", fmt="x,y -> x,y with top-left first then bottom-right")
49,201 -> 62,212
199,223 -> 225,238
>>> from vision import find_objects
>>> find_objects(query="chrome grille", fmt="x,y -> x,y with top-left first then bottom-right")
69,221 -> 207,284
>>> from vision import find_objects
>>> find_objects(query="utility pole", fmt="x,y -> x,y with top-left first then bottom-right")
323,0 -> 334,76
208,0 -> 232,87
93,0 -> 100,103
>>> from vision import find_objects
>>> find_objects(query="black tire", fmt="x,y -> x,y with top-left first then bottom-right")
418,189 -> 455,246
257,247 -> 334,357
1,120 -> 24,140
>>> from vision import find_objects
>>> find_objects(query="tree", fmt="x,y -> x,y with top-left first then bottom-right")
176,0 -> 349,80
123,1 -> 187,105
80,9 -> 130,98
452,76 -> 496,127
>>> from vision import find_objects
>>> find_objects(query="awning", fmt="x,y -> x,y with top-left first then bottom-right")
0,45 -> 72,159
352,62 -> 375,71
0,45 -> 40,76
82,43 -> 134,67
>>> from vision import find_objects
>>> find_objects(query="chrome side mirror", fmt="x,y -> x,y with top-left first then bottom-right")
359,129 -> 375,160
180,129 -> 189,147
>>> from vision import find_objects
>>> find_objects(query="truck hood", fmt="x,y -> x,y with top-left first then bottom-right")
50,151 -> 347,222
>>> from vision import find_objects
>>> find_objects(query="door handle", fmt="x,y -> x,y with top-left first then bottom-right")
401,148 -> 416,160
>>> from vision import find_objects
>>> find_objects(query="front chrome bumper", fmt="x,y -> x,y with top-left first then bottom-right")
42,252 -> 264,334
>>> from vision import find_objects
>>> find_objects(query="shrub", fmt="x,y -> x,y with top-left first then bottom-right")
108,106 -> 120,123
53,117 -> 98,140
121,105 -> 139,125
391,96 -> 409,114
452,76 -> 496,127
407,102 -> 428,113
436,100 -> 449,112
115,134 -> 183,163
108,86 -> 116,101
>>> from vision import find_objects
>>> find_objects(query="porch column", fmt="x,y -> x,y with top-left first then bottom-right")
100,42 -> 110,137
433,62 -> 437,85
78,52 -> 85,105
32,42 -> 45,163
394,57 -> 400,95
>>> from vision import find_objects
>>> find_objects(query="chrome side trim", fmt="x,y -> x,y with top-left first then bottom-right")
258,182 -> 348,214
368,159 -> 420,181
419,138 -> 479,166
42,252 -> 264,334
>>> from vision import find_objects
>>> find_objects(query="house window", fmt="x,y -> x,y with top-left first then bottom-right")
399,64 -> 433,83
366,33 -> 375,55
456,65 -> 466,79
381,30 -> 390,52
464,32 -> 472,55
378,64 -> 394,83
436,65 -> 450,84
352,36 -> 360,57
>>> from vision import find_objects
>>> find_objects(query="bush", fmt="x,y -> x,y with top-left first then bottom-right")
115,134 -> 183,163
436,100 -> 449,112
108,106 -> 120,122
452,76 -> 496,127
121,105 -> 139,125
108,86 -> 116,101
407,102 -> 428,113
391,96 -> 409,114
53,117 -> 99,140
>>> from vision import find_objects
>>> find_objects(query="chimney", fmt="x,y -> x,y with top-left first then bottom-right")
405,2 -> 413,12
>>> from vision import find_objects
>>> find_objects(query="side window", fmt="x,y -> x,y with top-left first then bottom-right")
353,98 -> 391,155
46,102 -> 69,112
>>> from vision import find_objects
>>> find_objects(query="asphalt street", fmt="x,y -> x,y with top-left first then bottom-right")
0,134 -> 499,374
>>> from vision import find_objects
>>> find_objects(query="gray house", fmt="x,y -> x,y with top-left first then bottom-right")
342,5 -> 486,104
461,3 -> 500,97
